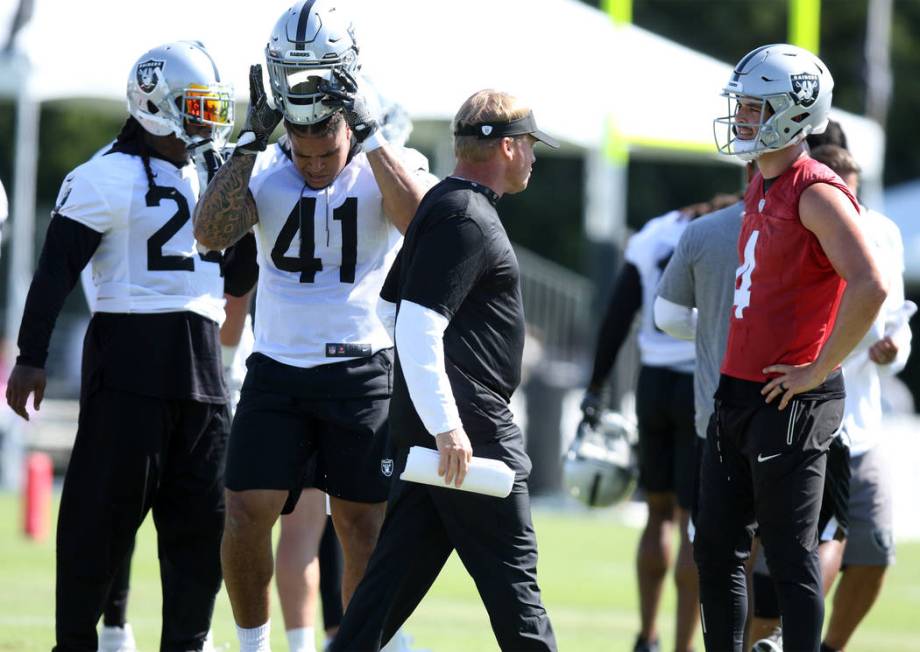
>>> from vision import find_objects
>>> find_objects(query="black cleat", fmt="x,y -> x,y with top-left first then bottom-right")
632,635 -> 661,652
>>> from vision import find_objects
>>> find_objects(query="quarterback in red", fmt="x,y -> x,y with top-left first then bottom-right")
695,44 -> 887,652
722,155 -> 859,383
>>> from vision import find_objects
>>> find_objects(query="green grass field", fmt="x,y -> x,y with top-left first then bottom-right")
1,493 -> 918,651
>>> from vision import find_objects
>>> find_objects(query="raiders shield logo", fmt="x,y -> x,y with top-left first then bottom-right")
380,458 -> 394,477
137,59 -> 165,94
790,73 -> 819,107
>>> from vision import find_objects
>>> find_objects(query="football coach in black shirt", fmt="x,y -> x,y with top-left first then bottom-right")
329,89 -> 559,651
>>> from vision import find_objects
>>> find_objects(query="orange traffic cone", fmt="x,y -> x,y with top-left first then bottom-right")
24,452 -> 52,541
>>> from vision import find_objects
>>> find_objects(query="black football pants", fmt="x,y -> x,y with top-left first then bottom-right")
102,538 -> 134,627
53,387 -> 229,652
329,454 -> 557,652
694,376 -> 843,652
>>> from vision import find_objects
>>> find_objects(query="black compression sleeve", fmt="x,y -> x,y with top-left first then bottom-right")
587,262 -> 642,391
222,231 -> 258,297
16,215 -> 102,368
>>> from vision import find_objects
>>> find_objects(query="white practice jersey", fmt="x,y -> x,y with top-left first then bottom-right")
54,152 -> 225,324
625,210 -> 696,372
841,208 -> 912,456
249,143 -> 432,368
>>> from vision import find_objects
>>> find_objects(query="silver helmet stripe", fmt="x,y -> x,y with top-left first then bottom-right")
730,43 -> 773,82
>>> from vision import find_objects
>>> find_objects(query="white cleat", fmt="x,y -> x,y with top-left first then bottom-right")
751,626 -> 783,652
201,630 -> 215,652
98,623 -> 137,652
201,630 -> 231,652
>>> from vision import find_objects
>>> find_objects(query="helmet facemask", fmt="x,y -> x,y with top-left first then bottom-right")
265,47 -> 359,125
714,92 -> 816,162
177,84 -> 235,147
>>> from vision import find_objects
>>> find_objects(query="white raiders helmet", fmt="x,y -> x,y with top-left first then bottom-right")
265,0 -> 360,125
126,41 -> 234,147
714,44 -> 834,162
563,411 -> 638,508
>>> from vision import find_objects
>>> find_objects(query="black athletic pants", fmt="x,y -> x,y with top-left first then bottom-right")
54,387 -> 229,652
694,373 -> 844,652
320,516 -> 344,631
103,539 -> 134,627
329,451 -> 556,652
753,434 -> 852,620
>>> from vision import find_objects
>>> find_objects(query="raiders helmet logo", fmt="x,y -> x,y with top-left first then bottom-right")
137,59 -> 165,94
481,125 -> 493,136
790,73 -> 820,107
380,458 -> 394,477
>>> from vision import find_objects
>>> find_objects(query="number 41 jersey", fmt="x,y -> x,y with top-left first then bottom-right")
721,156 -> 859,382
54,151 -> 225,324
249,144 -> 433,369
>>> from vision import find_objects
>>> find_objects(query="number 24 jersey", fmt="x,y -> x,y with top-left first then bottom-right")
53,151 -> 225,324
249,144 -> 433,369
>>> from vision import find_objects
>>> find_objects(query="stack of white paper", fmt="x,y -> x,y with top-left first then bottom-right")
400,446 -> 515,498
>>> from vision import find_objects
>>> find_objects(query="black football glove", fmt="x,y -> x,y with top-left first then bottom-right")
235,64 -> 282,155
320,68 -> 380,145
580,389 -> 604,428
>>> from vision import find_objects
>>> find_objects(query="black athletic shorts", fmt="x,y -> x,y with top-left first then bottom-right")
225,350 -> 395,505
635,365 -> 697,509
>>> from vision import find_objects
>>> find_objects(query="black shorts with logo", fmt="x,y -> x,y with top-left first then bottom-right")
635,365 -> 697,509
225,349 -> 395,505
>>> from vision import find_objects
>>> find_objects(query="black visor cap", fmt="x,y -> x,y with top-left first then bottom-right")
454,111 -> 559,148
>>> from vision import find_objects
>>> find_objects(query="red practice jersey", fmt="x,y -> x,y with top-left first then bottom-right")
721,155 -> 859,382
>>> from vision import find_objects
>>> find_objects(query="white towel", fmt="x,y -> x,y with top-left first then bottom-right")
885,300 -> 917,338
400,446 -> 515,498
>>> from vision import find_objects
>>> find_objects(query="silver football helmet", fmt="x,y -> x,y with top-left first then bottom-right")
714,44 -> 834,162
265,0 -> 360,125
126,41 -> 234,147
563,411 -> 638,508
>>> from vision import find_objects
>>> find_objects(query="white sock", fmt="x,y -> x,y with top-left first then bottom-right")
286,626 -> 316,652
238,621 -> 272,652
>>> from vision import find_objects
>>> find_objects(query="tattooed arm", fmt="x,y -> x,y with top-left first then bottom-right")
193,152 -> 260,251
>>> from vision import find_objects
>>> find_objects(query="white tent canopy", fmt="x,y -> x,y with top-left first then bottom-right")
3,0 -> 883,173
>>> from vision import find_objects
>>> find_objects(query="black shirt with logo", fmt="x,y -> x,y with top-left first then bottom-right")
383,177 -> 531,475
